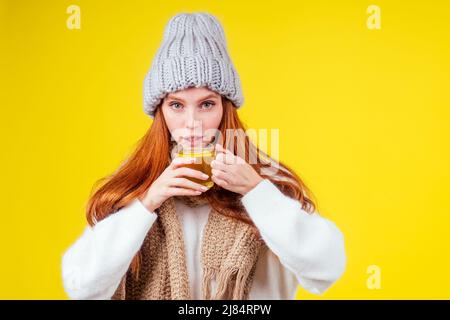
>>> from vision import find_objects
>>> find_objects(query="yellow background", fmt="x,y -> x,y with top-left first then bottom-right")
1,0 -> 449,299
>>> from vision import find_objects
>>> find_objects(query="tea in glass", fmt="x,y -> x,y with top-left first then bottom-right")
177,145 -> 215,190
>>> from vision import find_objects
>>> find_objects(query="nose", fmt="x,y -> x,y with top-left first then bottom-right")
185,109 -> 201,130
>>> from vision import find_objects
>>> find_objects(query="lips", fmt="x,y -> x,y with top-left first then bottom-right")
183,136 -> 202,142
181,136 -> 203,147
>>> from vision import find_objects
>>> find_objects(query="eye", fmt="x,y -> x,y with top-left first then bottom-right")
169,102 -> 183,110
201,101 -> 215,109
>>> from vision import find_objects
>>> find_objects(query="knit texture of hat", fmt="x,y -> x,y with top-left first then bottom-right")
143,12 -> 244,118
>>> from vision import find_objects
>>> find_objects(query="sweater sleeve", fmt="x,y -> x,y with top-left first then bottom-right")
61,198 -> 158,300
241,179 -> 347,295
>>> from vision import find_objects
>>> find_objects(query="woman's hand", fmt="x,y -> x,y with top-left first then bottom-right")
139,157 -> 210,212
211,144 -> 264,196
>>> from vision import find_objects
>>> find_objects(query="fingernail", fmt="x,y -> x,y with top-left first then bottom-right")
202,173 -> 209,179
201,186 -> 208,191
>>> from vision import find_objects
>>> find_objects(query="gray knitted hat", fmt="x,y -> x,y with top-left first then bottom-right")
143,12 -> 244,118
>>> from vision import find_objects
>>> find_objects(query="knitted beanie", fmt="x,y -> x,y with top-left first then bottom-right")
143,12 -> 244,118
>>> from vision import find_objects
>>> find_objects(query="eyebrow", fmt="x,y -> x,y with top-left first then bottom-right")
166,93 -> 220,102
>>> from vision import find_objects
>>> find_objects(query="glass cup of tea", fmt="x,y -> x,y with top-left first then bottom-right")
176,143 -> 216,190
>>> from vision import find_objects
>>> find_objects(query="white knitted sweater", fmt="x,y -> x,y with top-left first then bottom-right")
62,179 -> 346,299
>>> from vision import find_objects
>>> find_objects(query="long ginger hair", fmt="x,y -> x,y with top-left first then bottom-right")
86,97 -> 317,279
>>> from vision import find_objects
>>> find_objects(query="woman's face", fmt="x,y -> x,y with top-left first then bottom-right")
162,86 -> 223,149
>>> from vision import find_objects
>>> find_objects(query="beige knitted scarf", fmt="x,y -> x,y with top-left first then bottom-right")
111,146 -> 267,300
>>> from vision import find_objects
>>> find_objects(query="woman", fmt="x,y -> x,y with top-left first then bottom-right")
61,12 -> 346,300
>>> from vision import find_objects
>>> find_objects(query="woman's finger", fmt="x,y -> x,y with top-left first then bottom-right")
215,143 -> 233,155
170,177 -> 208,192
211,174 -> 228,187
173,167 -> 209,180
215,145 -> 246,165
211,159 -> 229,171
216,144 -> 242,159
211,168 -> 231,184
166,187 -> 203,197
170,156 -> 196,169
215,152 -> 238,165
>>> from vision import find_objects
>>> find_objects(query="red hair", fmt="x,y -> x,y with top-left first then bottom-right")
86,97 -> 316,279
